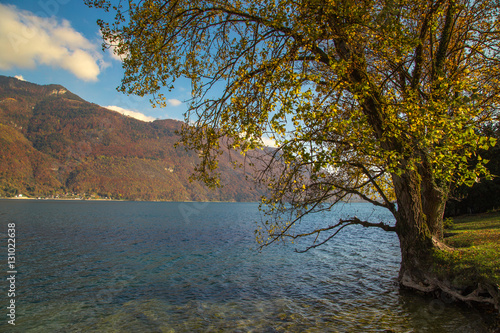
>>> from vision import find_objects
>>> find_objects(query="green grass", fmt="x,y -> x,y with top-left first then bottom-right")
433,211 -> 500,287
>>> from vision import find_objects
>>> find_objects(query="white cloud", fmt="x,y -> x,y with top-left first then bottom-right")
104,105 -> 156,122
239,131 -> 278,148
14,75 -> 25,81
167,99 -> 182,107
0,4 -> 103,81
99,31 -> 126,62
108,44 -> 126,62
261,136 -> 278,148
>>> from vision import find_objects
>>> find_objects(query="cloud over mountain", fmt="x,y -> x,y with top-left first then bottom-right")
104,105 -> 156,122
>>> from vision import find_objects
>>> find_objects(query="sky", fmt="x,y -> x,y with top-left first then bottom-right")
0,0 -> 189,122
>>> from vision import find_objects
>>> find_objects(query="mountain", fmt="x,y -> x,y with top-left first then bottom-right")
0,75 -> 263,201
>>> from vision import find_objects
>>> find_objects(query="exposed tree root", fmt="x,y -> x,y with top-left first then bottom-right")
431,236 -> 454,252
400,271 -> 500,313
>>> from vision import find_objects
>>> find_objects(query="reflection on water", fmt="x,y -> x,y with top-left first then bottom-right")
0,200 -> 497,332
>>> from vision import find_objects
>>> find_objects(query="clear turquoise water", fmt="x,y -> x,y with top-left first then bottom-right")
0,200 -> 497,332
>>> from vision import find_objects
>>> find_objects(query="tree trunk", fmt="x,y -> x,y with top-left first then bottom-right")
420,158 -> 447,240
392,170 -> 436,289
393,169 -> 500,312
421,183 -> 446,240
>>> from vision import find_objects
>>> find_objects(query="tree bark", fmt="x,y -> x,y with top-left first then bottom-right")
392,170 -> 436,287
421,178 -> 446,240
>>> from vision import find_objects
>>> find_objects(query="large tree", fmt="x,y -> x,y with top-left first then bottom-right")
88,0 -> 499,301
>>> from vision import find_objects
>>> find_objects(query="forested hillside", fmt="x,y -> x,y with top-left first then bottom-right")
0,75 -> 263,201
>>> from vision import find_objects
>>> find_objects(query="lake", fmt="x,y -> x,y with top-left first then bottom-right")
0,200 -> 497,332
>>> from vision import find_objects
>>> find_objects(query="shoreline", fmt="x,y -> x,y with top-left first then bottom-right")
0,197 -> 260,203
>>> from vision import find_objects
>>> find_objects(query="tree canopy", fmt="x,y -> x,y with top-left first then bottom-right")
87,0 -> 499,268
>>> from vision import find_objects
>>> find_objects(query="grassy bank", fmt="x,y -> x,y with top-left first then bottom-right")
433,211 -> 500,288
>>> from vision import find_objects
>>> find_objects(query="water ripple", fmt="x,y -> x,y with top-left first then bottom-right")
0,200 -> 497,332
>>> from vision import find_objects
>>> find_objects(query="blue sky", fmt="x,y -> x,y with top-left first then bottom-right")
0,0 -> 189,121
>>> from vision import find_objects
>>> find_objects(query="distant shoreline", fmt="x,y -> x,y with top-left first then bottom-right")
0,197 -> 370,204
0,197 -> 121,202
0,197 -> 261,203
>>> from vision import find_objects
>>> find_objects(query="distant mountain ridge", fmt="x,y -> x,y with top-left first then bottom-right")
0,75 -> 263,201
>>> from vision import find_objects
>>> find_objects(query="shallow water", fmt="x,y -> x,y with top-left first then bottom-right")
0,200 -> 497,332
